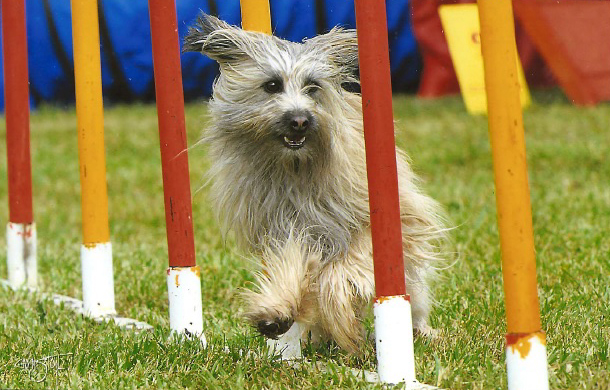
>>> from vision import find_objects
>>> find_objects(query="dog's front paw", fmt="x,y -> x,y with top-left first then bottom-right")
256,317 -> 294,339
241,289 -> 297,339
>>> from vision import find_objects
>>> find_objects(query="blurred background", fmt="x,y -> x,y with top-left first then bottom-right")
2,0 -> 609,111
0,0 -> 421,110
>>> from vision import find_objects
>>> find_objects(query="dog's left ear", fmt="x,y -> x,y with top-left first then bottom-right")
305,27 -> 359,75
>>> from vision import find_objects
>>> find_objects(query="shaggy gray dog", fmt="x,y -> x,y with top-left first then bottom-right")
184,14 -> 447,354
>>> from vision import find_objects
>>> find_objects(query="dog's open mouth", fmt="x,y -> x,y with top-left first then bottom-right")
282,134 -> 306,150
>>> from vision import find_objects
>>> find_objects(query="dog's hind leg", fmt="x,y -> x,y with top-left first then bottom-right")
316,232 -> 375,354
401,214 -> 443,339
404,265 -> 437,338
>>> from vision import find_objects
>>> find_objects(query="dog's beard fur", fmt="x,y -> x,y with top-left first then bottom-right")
185,14 -> 448,354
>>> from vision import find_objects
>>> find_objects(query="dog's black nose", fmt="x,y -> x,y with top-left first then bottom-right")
256,317 -> 294,339
284,110 -> 312,133
290,115 -> 309,131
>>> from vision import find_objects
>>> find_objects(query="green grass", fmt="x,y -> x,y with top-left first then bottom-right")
1,91 -> 608,389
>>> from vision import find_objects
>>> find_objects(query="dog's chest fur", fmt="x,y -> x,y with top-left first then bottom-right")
207,129 -> 371,261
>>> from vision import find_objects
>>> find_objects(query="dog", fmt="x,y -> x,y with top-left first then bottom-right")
184,14 -> 447,354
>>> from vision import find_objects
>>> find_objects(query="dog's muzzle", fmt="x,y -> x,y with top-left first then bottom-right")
281,110 -> 313,150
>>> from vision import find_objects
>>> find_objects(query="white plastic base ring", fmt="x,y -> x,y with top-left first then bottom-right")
374,295 -> 417,385
6,222 -> 37,289
167,266 -> 206,347
81,242 -> 116,317
267,321 -> 304,360
506,332 -> 549,390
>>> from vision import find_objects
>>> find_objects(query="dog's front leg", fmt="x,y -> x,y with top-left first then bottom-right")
241,235 -> 321,340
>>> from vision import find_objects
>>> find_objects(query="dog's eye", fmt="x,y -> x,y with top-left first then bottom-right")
263,80 -> 283,94
304,80 -> 321,96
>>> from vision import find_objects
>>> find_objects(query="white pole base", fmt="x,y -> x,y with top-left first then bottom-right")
374,294 -> 417,385
167,266 -> 206,347
81,242 -> 116,317
506,332 -> 549,390
267,321 -> 304,360
6,222 -> 37,289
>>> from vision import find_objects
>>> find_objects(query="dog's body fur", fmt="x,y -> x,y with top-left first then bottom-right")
185,14 -> 447,353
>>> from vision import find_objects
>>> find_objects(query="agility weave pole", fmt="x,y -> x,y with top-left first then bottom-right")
240,0 -> 272,35
2,0 -> 37,290
477,0 -> 549,388
354,0 -> 428,386
71,0 -> 116,318
148,0 -> 205,346
2,0 -> 152,332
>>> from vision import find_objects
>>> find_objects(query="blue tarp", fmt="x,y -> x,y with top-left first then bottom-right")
0,0 -> 419,110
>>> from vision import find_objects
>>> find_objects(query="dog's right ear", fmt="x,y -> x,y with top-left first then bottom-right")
183,13 -> 250,63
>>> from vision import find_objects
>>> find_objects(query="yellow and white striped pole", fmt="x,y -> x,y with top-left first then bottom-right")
71,0 -> 115,317
477,1 -> 549,388
239,0 -> 307,359
240,0 -> 272,34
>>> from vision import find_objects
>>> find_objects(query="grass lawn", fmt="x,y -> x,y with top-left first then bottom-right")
0,91 -> 608,389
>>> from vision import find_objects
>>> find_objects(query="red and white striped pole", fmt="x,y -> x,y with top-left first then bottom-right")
148,0 -> 205,345
354,0 -> 418,385
2,0 -> 37,289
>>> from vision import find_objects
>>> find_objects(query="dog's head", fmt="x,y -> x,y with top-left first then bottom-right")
184,14 -> 359,164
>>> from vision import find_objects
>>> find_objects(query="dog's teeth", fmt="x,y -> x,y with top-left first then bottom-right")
283,136 -> 306,146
